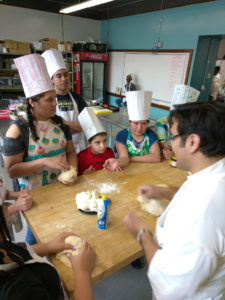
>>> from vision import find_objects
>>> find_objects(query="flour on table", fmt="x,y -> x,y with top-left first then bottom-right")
75,190 -> 100,212
58,166 -> 77,184
56,236 -> 82,268
137,184 -> 170,217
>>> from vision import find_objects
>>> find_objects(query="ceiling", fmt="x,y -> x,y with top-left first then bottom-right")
1,0 -> 215,20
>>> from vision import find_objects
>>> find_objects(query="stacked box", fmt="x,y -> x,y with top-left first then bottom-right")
39,38 -> 58,50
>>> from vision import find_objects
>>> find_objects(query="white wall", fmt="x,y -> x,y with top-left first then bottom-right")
0,5 -> 101,43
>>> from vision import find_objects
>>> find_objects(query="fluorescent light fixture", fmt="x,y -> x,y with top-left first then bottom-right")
60,0 -> 114,14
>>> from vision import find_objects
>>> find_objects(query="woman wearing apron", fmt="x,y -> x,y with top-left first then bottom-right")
104,91 -> 161,172
3,54 -> 78,244
0,176 -> 96,300
42,49 -> 87,154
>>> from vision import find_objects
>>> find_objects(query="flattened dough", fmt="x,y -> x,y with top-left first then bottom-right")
137,184 -> 170,217
58,166 -> 77,184
56,236 -> 82,268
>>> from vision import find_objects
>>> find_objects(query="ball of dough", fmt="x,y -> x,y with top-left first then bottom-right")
58,166 -> 77,184
137,184 -> 170,217
56,236 -> 82,268
75,190 -> 99,212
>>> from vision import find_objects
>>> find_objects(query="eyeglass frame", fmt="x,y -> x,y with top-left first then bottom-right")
165,134 -> 183,146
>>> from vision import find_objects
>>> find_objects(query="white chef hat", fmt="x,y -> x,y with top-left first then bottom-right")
14,54 -> 54,98
127,91 -> 152,121
171,85 -> 200,110
78,107 -> 106,141
42,49 -> 66,78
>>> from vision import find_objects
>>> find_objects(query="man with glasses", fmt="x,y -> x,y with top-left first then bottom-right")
125,101 -> 225,299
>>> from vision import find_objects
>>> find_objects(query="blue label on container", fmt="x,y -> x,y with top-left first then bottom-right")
97,199 -> 110,230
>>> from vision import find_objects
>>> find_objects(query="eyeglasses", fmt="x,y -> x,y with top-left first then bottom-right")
165,134 -> 182,146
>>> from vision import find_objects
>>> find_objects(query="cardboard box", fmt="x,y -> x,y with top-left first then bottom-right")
7,48 -> 31,55
4,40 -> 18,49
65,42 -> 72,52
39,38 -> 58,50
17,42 -> 30,50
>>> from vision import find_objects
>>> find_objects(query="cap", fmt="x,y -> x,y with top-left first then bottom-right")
78,107 -> 106,141
171,85 -> 200,110
127,91 -> 152,121
14,54 -> 54,98
42,48 -> 66,78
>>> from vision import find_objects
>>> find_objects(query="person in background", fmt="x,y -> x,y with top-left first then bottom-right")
42,49 -> 87,153
209,66 -> 221,101
3,54 -> 78,245
116,74 -> 136,108
77,107 -> 115,175
125,101 -> 225,299
0,177 -> 96,300
154,84 -> 199,160
104,91 -> 161,172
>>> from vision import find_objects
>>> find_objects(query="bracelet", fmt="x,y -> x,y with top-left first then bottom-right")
136,228 -> 153,245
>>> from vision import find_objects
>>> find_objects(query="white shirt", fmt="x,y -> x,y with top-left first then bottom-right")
210,73 -> 221,100
148,158 -> 225,300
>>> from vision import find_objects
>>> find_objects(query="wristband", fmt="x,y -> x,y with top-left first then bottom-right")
136,228 -> 152,245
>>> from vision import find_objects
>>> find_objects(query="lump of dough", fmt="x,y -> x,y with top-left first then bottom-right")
58,166 -> 77,184
137,184 -> 170,217
56,236 -> 82,268
75,190 -> 99,212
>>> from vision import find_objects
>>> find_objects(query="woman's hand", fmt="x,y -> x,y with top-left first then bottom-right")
43,157 -> 69,171
68,240 -> 96,274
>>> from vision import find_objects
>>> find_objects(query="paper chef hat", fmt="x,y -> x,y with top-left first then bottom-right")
42,49 -> 66,78
127,91 -> 152,121
14,54 -> 54,98
78,107 -> 106,141
171,85 -> 200,110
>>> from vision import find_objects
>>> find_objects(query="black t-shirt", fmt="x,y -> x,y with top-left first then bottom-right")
0,242 -> 63,300
56,91 -> 86,114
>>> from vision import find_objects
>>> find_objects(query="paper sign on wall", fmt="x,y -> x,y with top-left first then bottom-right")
171,84 -> 200,109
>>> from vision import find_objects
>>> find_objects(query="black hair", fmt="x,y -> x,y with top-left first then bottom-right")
215,66 -> 220,71
26,93 -> 65,141
168,101 -> 225,157
88,132 -> 106,142
0,206 -> 24,266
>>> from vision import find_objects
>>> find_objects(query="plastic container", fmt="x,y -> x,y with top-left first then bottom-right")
170,156 -> 177,167
97,194 -> 110,230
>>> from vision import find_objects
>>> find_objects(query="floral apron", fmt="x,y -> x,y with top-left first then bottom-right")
18,119 -> 67,190
126,128 -> 150,156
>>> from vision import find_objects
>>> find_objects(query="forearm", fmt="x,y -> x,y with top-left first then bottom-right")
5,159 -> 46,178
130,153 -> 161,163
66,144 -> 78,170
65,121 -> 82,134
140,231 -> 159,264
7,202 -> 18,217
118,156 -> 130,168
73,272 -> 94,300
31,242 -> 53,257
6,190 -> 19,200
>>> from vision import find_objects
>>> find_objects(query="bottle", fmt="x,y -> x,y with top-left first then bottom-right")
170,156 -> 177,168
97,194 -> 110,230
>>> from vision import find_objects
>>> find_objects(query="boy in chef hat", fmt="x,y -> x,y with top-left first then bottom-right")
42,49 -> 86,153
103,91 -> 161,172
77,107 -> 115,175
154,84 -> 200,160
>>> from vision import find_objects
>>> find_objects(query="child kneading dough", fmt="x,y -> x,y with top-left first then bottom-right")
56,236 -> 82,268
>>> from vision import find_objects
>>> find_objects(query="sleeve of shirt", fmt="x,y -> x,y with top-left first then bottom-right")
154,119 -> 168,143
115,129 -> 128,146
73,92 -> 87,113
146,128 -> 158,147
3,136 -> 26,156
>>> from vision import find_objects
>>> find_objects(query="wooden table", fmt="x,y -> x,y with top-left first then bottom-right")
24,160 -> 187,294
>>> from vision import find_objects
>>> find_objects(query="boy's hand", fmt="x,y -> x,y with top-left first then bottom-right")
103,158 -> 123,172
83,165 -> 95,175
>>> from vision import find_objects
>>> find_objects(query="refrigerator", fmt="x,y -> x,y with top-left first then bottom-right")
73,52 -> 108,104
